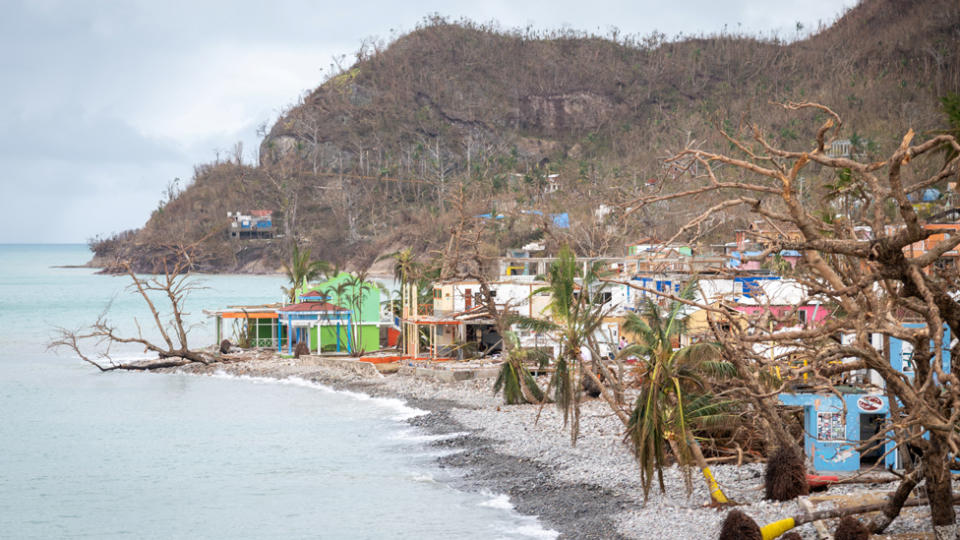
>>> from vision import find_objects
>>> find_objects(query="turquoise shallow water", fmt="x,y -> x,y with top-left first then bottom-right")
0,245 -> 554,539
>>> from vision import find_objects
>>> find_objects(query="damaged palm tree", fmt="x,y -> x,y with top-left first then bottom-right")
624,283 -> 738,505
50,242 -> 217,370
493,330 -> 546,405
537,246 -> 619,445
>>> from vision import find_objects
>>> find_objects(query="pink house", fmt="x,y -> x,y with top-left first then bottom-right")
734,279 -> 831,329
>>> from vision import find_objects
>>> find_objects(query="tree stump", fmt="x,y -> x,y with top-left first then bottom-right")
834,516 -> 870,540
765,446 -> 809,501
718,509 -> 762,540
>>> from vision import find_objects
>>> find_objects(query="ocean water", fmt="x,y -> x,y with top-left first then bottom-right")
0,244 -> 556,539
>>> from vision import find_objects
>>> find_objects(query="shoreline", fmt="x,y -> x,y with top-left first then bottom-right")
169,356 -> 934,539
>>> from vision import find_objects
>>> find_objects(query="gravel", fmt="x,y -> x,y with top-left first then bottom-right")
172,356 -> 945,539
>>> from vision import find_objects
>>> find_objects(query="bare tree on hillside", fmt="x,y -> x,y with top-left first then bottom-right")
624,102 -> 960,537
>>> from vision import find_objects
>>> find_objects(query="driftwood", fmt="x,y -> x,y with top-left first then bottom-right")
741,494 -> 960,540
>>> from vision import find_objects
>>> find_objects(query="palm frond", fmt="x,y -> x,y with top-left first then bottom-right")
507,314 -> 560,334
521,365 -> 545,402
697,360 -> 738,380
627,388 -> 668,500
493,361 -> 523,404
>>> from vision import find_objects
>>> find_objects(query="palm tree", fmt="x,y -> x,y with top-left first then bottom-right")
322,270 -> 383,356
623,284 -> 737,504
380,248 -> 419,352
492,327 -> 547,405
282,244 -> 330,304
536,246 -> 614,445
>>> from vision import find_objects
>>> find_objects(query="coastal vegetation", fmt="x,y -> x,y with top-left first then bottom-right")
282,243 -> 331,304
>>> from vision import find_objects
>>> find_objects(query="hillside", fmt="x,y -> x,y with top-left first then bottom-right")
93,0 -> 960,273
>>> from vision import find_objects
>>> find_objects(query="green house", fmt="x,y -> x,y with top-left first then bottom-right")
297,273 -> 381,353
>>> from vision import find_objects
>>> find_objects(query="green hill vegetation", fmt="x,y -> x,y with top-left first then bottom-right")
91,0 -> 960,273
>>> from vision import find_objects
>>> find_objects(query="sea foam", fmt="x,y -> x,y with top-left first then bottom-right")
478,492 -> 561,540
207,371 -> 428,421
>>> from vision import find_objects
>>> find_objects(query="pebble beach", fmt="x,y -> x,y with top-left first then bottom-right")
173,355 -> 939,539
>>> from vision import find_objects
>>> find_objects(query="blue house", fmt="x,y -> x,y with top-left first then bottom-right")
778,392 -> 895,473
777,323 -> 950,473
276,291 -> 354,354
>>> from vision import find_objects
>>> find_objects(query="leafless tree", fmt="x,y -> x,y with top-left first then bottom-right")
49,244 -> 219,371
625,102 -> 960,537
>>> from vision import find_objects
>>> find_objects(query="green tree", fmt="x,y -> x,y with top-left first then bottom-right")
381,248 -> 420,352
536,246 -> 616,445
623,284 -> 736,504
282,244 -> 330,304
323,270 -> 385,356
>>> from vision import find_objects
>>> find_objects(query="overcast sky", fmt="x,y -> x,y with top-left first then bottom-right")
0,0 -> 856,244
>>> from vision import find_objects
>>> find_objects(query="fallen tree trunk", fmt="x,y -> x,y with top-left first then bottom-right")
868,468 -> 923,533
758,494 -> 960,540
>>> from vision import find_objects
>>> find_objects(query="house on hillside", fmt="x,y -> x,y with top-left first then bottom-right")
228,210 -> 274,239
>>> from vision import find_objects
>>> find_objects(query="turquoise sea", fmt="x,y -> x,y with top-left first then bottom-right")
0,244 -> 555,539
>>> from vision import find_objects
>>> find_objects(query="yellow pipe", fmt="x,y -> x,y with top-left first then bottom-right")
702,467 -> 729,504
760,518 -> 796,540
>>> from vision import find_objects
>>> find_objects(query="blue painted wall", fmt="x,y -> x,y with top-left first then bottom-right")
778,392 -> 896,473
